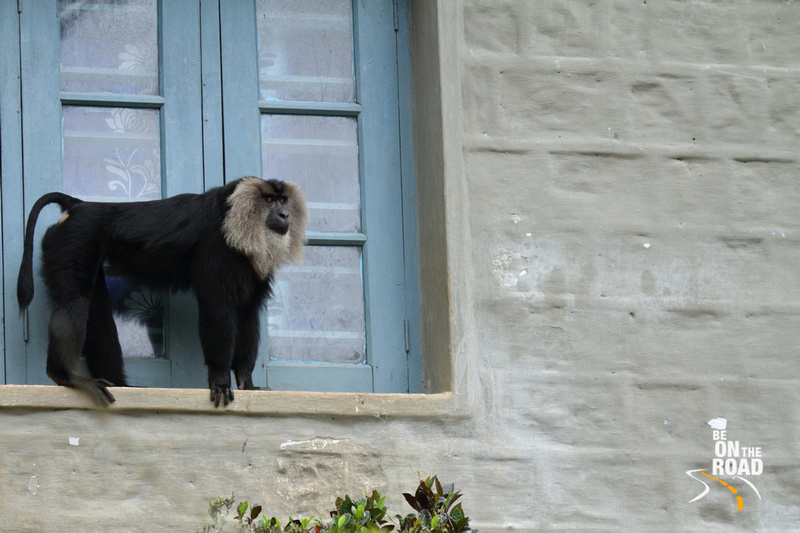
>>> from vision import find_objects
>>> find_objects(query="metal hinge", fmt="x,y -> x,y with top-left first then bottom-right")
403,318 -> 410,353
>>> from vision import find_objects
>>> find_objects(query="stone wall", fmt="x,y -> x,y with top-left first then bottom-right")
1,1 -> 799,531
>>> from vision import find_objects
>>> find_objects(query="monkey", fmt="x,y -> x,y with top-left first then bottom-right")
17,177 -> 308,407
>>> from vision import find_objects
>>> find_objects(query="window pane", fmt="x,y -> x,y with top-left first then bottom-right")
61,105 -> 164,358
105,269 -> 164,358
62,107 -> 161,201
60,0 -> 158,95
262,115 -> 360,232
269,247 -> 365,364
257,0 -> 355,103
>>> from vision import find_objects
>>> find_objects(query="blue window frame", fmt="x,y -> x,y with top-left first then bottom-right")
0,0 -> 420,393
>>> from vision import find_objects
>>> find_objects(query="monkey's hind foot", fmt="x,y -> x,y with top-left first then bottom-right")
72,377 -> 117,407
236,376 -> 272,391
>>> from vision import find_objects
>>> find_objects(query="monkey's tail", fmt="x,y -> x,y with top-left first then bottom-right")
17,192 -> 83,310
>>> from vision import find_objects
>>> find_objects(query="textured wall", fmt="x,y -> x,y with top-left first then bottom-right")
1,1 -> 799,531
459,0 -> 800,529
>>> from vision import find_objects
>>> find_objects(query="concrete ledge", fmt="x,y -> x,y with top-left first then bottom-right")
0,385 -> 459,418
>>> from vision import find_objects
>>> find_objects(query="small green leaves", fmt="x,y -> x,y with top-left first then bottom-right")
328,488 -> 393,533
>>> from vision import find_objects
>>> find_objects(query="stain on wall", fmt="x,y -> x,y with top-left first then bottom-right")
275,438 -> 387,517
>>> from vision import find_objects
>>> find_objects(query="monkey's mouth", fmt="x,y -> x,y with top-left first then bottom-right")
268,223 -> 290,236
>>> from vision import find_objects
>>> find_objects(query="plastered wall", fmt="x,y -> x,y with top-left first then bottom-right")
1,1 -> 799,531
456,0 -> 800,530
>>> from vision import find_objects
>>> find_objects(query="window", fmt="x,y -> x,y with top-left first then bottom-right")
0,0 -> 420,393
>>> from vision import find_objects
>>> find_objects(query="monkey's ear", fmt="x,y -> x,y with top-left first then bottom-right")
283,181 -> 308,263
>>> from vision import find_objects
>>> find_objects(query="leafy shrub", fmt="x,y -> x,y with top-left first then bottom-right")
328,489 -> 393,532
397,476 -> 472,533
198,476 -> 475,533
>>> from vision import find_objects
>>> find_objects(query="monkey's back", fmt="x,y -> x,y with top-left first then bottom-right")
43,190 -> 229,292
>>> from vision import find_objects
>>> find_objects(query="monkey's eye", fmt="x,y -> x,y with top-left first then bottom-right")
265,195 -> 275,203
279,197 -> 286,204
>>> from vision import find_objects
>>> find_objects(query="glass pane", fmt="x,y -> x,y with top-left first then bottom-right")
262,115 -> 359,232
60,0 -> 158,95
105,269 -> 164,358
269,247 -> 365,364
61,105 -> 164,358
257,0 -> 355,103
62,106 -> 161,201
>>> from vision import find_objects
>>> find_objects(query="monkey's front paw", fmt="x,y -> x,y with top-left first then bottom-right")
210,385 -> 234,407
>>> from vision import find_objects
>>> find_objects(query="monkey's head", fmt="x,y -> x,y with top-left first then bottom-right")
222,176 -> 309,279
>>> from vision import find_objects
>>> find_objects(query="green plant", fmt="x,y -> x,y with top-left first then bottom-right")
199,495 -> 298,533
396,476 -> 473,533
198,476 -> 474,533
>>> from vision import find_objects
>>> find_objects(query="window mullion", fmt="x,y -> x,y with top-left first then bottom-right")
199,0 -> 225,190
0,0 -> 26,384
354,0 -> 408,393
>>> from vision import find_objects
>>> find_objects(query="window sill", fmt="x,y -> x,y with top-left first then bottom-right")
0,385 -> 459,418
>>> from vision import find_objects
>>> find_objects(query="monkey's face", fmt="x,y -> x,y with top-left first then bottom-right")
222,176 -> 308,280
265,194 -> 290,236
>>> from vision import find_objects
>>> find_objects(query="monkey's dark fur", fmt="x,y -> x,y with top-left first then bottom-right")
17,177 -> 308,407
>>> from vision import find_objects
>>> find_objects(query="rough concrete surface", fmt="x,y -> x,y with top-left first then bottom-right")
1,1 -> 799,531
